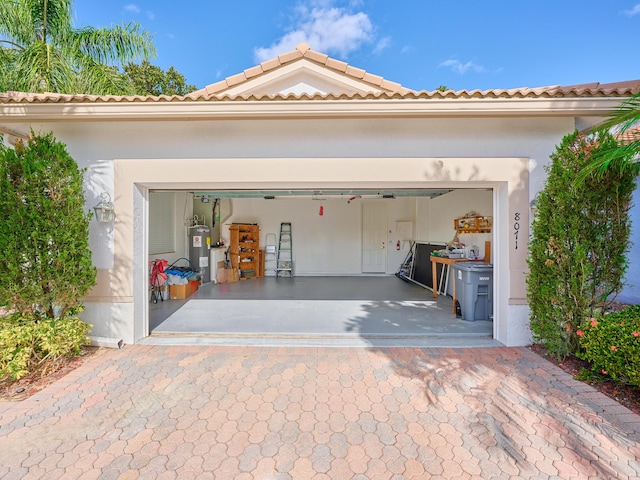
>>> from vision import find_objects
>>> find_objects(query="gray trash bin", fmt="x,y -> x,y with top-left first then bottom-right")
453,262 -> 493,321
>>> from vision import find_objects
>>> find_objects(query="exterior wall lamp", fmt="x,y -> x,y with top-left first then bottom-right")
530,194 -> 539,217
93,192 -> 115,223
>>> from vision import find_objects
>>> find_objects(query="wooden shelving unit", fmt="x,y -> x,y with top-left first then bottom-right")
229,224 -> 262,280
454,216 -> 492,234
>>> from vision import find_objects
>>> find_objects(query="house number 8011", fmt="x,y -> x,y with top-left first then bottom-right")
513,212 -> 520,249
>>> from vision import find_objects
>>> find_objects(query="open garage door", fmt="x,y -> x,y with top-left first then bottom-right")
147,188 -> 495,344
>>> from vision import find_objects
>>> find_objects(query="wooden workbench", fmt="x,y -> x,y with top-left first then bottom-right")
430,255 -> 471,313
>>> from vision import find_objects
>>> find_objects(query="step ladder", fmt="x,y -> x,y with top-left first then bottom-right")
265,233 -> 277,275
276,222 -> 293,278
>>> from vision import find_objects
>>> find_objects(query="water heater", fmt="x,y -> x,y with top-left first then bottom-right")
188,225 -> 211,283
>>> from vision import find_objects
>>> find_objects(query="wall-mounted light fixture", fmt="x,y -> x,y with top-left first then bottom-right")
93,192 -> 115,223
530,194 -> 539,216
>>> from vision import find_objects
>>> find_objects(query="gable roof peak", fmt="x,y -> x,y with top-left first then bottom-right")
296,42 -> 311,54
191,43 -> 414,98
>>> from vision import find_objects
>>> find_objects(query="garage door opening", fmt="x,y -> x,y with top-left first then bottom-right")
147,188 -> 495,343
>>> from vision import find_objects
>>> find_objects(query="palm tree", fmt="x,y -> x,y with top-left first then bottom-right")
0,0 -> 156,95
581,92 -> 640,179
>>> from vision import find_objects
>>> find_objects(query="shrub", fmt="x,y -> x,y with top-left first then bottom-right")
576,305 -> 640,386
0,132 -> 96,319
0,312 -> 91,382
527,129 -> 636,359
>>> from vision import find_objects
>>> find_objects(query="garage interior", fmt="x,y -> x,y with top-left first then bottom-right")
148,188 -> 495,345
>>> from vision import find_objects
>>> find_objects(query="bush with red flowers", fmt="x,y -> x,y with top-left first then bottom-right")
577,305 -> 640,386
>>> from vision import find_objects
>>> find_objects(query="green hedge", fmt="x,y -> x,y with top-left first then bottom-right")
527,129 -> 636,359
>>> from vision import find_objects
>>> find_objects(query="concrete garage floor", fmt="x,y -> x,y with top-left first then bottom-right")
146,276 -> 498,347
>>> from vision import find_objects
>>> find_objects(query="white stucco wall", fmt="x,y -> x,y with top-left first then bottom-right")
620,184 -> 640,304
22,114 -> 577,346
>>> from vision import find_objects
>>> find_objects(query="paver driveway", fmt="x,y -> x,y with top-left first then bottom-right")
1,345 -> 639,479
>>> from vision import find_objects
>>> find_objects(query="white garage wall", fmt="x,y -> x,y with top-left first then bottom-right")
428,190 -> 493,257
414,190 -> 494,297
224,197 -> 364,275
222,193 -> 494,276
147,192 -> 191,267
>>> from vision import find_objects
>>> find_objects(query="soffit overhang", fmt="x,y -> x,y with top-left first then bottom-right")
0,96 -> 631,122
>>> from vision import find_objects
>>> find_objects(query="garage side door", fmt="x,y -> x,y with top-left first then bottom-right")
362,202 -> 387,273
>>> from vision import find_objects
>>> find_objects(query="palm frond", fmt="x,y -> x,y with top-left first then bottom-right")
29,0 -> 74,42
598,92 -> 640,134
71,23 -> 156,66
12,40 -> 76,92
0,0 -> 39,47
0,1 -> 156,94
74,56 -> 135,95
575,136 -> 640,183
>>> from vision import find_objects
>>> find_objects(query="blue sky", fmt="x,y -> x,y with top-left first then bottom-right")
73,1 -> 640,92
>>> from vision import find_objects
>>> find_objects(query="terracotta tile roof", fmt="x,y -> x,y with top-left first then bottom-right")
1,42 -> 639,104
2,81 -> 640,104
616,125 -> 640,144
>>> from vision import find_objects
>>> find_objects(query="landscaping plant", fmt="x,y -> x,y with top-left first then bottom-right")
576,305 -> 640,387
527,129 -> 636,359
0,312 -> 90,381
0,132 -> 95,381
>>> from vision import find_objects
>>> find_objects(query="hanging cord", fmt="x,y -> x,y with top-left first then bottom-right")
212,199 -> 219,228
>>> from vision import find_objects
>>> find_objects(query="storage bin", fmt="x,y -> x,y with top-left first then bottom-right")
453,263 -> 493,321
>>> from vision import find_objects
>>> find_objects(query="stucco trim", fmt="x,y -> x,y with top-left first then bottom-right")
0,97 -> 628,122
100,156 -> 530,345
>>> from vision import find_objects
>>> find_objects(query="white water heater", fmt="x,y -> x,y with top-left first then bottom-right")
188,225 -> 211,283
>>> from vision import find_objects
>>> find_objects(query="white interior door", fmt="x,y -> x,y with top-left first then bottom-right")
362,202 -> 387,273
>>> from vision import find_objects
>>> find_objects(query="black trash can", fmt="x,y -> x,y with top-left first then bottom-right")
453,262 -> 493,321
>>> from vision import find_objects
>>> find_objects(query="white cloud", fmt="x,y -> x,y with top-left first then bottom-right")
438,59 -> 486,75
123,4 -> 154,20
254,3 -> 374,62
400,45 -> 414,55
624,4 -> 640,16
373,37 -> 391,55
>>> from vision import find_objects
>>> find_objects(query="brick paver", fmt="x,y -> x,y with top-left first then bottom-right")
1,345 -> 639,479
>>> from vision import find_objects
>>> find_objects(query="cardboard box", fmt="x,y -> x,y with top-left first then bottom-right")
216,268 -> 227,284
225,268 -> 239,283
169,284 -> 190,300
189,280 -> 199,295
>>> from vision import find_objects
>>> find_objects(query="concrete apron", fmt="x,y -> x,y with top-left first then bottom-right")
146,277 -> 498,348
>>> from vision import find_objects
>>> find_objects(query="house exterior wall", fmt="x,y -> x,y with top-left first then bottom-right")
26,115 -> 576,345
